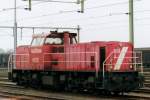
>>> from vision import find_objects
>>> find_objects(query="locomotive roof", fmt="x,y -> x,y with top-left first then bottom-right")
32,31 -> 77,38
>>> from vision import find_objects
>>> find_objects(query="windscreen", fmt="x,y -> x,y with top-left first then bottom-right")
45,37 -> 63,45
31,37 -> 45,46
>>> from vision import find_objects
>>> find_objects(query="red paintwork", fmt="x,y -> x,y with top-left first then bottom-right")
16,32 -> 133,72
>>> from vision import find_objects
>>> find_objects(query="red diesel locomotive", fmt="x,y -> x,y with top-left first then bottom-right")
8,31 -> 144,94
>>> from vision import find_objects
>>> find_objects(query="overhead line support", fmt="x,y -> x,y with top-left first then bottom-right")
129,0 -> 134,46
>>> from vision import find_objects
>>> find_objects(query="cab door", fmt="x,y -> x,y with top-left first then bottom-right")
100,47 -> 106,71
30,37 -> 45,70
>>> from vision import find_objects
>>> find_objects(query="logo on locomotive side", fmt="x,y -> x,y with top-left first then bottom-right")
114,47 -> 128,70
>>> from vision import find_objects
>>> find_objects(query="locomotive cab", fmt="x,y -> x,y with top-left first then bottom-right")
31,31 -> 77,46
29,31 -> 78,70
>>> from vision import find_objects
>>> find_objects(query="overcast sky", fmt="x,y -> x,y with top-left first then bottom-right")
0,0 -> 150,50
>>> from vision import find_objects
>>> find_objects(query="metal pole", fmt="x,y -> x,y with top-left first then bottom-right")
77,25 -> 80,43
0,26 -> 79,30
29,0 -> 32,11
81,0 -> 84,13
21,28 -> 23,40
129,0 -> 134,46
14,0 -> 17,68
32,27 -> 35,34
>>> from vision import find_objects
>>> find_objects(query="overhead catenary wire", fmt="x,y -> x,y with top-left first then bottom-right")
2,16 -> 149,36
27,0 -> 77,3
0,1 -> 48,13
0,0 -> 141,13
0,0 -> 149,50
0,0 -> 149,31
0,1 -> 127,12
27,8 -> 150,26
1,19 -> 150,38
1,9 -> 149,28
0,0 -> 82,13
0,1 -> 130,24
29,12 -> 128,26
0,0 -> 149,25
0,26 -> 80,30
0,11 -> 128,25
28,9 -> 150,26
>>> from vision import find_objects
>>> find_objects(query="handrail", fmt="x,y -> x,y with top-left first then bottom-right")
43,52 -> 99,77
8,54 -> 13,73
8,53 -> 30,72
102,51 -> 114,87
102,50 -> 143,88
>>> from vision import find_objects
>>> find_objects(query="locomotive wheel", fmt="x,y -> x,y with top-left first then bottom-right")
103,90 -> 112,95
30,74 -> 41,89
112,91 -> 120,95
30,79 -> 39,88
16,80 -> 22,86
16,73 -> 24,86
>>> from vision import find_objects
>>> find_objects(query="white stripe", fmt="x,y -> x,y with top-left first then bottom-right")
114,47 -> 128,70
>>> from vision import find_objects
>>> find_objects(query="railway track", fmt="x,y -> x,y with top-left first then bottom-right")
0,68 -> 150,100
0,88 -> 66,100
0,82 -> 67,100
0,81 -> 149,100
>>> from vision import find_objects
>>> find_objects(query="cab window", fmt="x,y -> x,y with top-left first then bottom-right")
31,37 -> 44,46
70,37 -> 77,44
44,37 -> 63,45
72,37 -> 77,44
